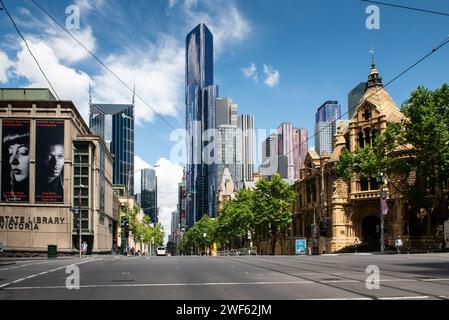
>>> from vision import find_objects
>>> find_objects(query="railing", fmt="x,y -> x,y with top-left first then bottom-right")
350,190 -> 382,200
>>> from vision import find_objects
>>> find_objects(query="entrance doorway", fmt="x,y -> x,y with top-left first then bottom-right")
362,215 -> 380,249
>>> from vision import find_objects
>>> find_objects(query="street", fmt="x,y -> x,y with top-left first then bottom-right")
1,253 -> 449,300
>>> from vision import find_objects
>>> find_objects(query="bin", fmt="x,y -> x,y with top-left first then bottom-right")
48,245 -> 57,258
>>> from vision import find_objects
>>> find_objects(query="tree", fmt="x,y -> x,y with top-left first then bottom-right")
253,174 -> 296,255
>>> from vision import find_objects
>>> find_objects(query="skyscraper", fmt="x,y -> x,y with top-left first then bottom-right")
297,128 -> 308,175
216,124 -> 239,191
314,101 -> 341,156
185,23 -> 218,227
216,97 -> 238,127
90,102 -> 135,195
348,82 -> 367,119
141,168 -> 158,223
238,114 -> 255,184
278,123 -> 294,181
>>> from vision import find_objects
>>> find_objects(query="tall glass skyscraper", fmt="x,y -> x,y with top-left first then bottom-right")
90,102 -> 135,195
314,101 -> 341,156
185,23 -> 218,227
141,168 -> 158,223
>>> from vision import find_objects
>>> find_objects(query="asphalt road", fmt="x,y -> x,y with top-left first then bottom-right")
1,253 -> 449,300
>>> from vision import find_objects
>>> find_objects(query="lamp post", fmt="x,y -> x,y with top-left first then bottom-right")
377,172 -> 387,254
203,233 -> 207,256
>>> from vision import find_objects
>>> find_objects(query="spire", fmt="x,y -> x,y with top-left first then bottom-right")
89,82 -> 92,105
132,84 -> 136,106
367,48 -> 383,88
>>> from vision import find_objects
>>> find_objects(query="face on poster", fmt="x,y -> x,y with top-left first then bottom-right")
35,120 -> 65,203
1,119 -> 31,202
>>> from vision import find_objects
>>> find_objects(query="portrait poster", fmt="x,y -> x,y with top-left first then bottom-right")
1,119 -> 30,202
35,120 -> 65,203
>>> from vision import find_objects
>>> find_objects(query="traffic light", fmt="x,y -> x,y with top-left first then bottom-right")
122,219 -> 129,238
319,222 -> 327,237
74,217 -> 80,234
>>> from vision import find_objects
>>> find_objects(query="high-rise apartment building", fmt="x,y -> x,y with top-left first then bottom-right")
185,23 -> 218,226
238,114 -> 255,184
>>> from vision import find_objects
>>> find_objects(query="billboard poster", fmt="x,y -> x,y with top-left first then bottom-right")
1,119 -> 31,202
35,120 -> 65,203
295,238 -> 307,255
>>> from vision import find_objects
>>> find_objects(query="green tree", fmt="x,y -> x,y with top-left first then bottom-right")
253,174 -> 296,255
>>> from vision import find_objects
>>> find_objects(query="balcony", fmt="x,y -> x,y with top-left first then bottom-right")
350,190 -> 381,201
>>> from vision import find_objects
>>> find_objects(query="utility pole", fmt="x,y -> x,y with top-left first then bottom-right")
378,172 -> 387,254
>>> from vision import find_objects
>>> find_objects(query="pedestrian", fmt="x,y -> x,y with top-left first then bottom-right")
353,238 -> 360,254
395,236 -> 403,254
82,241 -> 88,257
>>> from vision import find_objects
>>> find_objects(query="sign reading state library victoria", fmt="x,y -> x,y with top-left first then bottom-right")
0,215 -> 65,231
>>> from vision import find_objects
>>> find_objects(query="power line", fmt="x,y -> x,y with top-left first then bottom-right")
0,0 -> 60,100
361,0 -> 449,17
283,35 -> 449,160
30,0 -> 180,131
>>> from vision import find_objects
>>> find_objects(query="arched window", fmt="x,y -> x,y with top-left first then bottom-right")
364,128 -> 371,146
358,131 -> 364,148
363,107 -> 372,121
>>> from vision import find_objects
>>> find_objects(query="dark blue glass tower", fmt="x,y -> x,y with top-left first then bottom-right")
186,23 -> 217,227
89,103 -> 135,195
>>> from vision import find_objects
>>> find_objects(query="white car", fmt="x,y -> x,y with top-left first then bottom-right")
156,246 -> 167,256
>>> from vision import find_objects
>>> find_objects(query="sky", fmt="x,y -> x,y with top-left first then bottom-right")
1,0 -> 448,241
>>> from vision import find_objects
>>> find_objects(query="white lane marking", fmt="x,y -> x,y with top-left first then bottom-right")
320,280 -> 360,283
421,278 -> 449,282
4,280 -> 317,290
0,261 -> 51,271
379,296 -> 429,300
300,298 -> 372,300
0,259 -> 101,290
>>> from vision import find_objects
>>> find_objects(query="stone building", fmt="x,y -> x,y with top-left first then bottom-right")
0,88 -> 117,254
291,63 -> 411,253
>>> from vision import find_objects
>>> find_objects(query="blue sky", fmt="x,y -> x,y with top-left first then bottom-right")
1,0 -> 448,236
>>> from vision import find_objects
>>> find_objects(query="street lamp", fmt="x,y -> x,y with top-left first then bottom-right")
203,233 -> 207,256
377,172 -> 387,254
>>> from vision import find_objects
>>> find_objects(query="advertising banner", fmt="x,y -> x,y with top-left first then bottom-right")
1,119 -> 30,202
35,120 -> 65,203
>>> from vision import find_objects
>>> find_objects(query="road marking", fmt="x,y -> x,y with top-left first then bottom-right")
0,259 -> 101,290
0,261 -> 51,271
300,298 -> 372,300
320,280 -> 360,283
4,280 -> 318,290
379,296 -> 429,300
421,278 -> 449,282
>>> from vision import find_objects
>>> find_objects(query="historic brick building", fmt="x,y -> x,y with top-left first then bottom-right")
291,63 -> 411,253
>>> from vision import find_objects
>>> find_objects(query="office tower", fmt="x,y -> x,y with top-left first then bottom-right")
260,133 -> 279,178
185,23 -> 218,226
297,128 -> 308,174
238,114 -> 255,184
216,97 -> 238,127
90,101 -> 135,195
216,124 -> 239,190
141,168 -> 158,223
177,175 -> 187,229
314,101 -> 341,156
171,211 -> 180,239
277,123 -> 294,180
348,82 -> 366,119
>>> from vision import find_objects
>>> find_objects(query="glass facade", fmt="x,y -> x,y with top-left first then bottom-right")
315,101 -> 341,156
141,168 -> 158,223
90,103 -> 134,195
185,23 -> 217,226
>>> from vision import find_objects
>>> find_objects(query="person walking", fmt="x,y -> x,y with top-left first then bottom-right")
353,238 -> 360,255
395,236 -> 403,254
82,241 -> 88,258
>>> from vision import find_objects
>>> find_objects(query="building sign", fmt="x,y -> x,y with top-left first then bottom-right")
0,215 -> 66,231
1,119 -> 30,202
295,238 -> 307,255
35,120 -> 65,203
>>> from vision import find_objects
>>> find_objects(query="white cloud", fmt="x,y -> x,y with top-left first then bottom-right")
168,0 -> 178,8
12,39 -> 92,118
46,26 -> 96,64
0,52 -> 13,83
183,0 -> 251,56
92,35 -> 184,126
134,156 -> 183,243
242,63 -> 258,82
263,64 -> 280,88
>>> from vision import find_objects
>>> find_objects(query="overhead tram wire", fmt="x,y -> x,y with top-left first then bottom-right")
30,0 -> 180,131
361,0 -> 449,17
0,0 -> 60,100
282,35 -> 449,160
